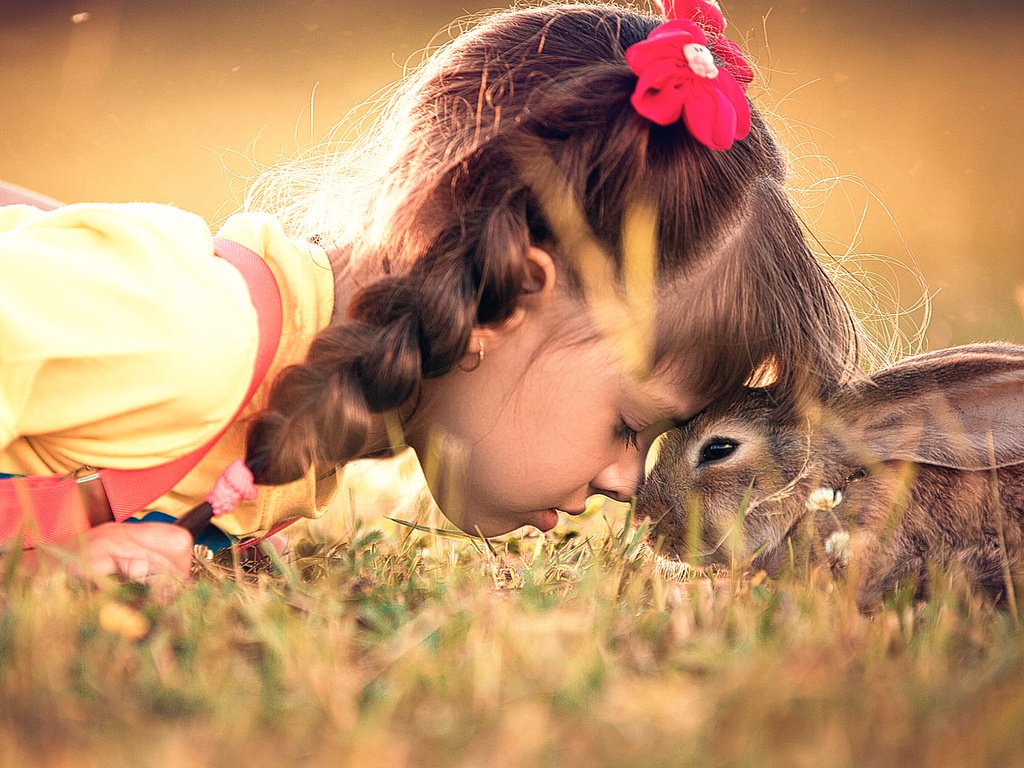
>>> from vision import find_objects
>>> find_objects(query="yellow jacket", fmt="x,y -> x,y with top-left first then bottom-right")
0,202 -> 339,536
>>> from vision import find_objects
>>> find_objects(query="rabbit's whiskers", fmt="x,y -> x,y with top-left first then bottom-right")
744,432 -> 815,519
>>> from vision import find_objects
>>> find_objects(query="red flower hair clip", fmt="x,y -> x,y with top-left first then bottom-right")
626,0 -> 753,150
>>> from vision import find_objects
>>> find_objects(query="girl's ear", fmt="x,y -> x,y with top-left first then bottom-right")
466,247 -> 558,353
521,246 -> 557,297
834,344 -> 1024,470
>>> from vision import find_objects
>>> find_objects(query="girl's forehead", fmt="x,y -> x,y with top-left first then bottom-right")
625,360 -> 703,423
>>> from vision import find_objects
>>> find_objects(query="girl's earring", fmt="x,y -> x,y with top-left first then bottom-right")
458,338 -> 485,372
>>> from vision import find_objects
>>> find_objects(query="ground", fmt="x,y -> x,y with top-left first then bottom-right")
3,495 -> 1024,768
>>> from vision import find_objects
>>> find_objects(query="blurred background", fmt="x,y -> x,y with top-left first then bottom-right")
2,0 -> 1022,350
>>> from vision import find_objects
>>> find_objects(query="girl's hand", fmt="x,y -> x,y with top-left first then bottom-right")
68,522 -> 194,581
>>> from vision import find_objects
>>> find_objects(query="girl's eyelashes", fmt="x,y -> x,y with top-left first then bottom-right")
615,419 -> 641,451
615,414 -> 687,451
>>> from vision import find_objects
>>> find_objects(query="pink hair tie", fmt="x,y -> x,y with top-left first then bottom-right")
206,459 -> 258,517
627,0 -> 752,151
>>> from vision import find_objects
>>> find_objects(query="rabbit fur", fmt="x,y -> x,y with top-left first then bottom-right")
636,343 -> 1024,608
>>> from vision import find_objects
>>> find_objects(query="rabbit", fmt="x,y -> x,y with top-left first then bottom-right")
635,343 -> 1024,609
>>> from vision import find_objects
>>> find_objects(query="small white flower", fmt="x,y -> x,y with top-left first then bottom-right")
806,487 -> 843,513
824,530 -> 852,567
192,544 -> 214,561
683,43 -> 719,79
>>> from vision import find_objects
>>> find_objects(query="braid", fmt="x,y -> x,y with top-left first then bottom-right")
244,190 -> 532,487
245,323 -> 375,485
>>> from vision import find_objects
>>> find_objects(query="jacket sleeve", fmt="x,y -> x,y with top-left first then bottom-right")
0,202 -> 259,469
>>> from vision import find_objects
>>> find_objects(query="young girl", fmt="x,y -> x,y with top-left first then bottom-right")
0,0 -> 859,579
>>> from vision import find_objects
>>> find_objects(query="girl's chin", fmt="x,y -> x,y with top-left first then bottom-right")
450,509 -> 560,537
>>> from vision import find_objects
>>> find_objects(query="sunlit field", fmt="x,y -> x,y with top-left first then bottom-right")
3,1 -> 1024,765
5,502 -> 1024,768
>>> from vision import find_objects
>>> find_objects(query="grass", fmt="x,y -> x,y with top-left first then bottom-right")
4,500 -> 1024,768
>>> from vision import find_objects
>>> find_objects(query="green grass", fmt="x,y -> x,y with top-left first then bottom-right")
3,508 -> 1024,768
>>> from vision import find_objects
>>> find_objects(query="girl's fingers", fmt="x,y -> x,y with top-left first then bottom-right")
263,533 -> 289,554
76,522 -> 194,581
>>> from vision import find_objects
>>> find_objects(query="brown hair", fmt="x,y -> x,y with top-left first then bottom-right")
242,2 -> 860,486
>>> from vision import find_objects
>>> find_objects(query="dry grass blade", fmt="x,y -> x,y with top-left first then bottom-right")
385,516 -> 477,540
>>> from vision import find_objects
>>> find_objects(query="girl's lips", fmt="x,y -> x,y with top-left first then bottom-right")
530,506 -> 586,533
555,506 -> 586,516
532,509 -> 560,532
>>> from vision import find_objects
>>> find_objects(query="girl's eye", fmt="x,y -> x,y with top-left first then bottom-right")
698,439 -> 738,465
616,421 -> 641,450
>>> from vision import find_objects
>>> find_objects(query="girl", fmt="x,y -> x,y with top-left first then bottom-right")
0,1 -> 860,579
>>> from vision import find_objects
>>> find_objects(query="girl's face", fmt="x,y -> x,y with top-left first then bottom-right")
405,249 -> 698,537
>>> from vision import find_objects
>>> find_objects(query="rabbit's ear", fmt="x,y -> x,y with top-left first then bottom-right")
835,344 -> 1024,470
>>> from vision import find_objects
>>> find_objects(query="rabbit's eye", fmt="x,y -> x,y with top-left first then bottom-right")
698,439 -> 738,465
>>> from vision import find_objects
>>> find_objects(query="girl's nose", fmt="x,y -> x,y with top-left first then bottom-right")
589,448 -> 646,504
